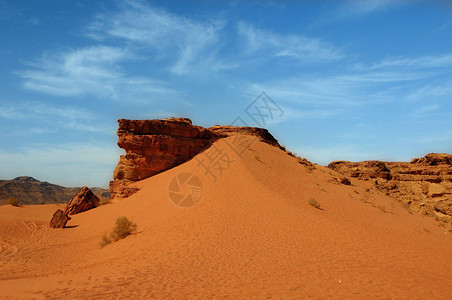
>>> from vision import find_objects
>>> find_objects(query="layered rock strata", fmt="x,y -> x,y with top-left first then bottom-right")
110,118 -> 280,199
328,153 -> 452,220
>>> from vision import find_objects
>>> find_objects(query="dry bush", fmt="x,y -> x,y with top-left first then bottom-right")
110,216 -> 137,241
100,216 -> 137,248
7,197 -> 20,206
308,198 -> 321,209
99,234 -> 112,248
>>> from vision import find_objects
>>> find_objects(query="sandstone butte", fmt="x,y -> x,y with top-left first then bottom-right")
1,117 -> 452,298
110,117 -> 280,199
328,153 -> 452,222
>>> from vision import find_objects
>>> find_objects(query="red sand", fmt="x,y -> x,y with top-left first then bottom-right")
1,137 -> 451,298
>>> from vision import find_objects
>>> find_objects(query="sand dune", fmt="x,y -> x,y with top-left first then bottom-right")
1,137 -> 452,298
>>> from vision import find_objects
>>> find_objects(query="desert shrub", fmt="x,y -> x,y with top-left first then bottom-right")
7,197 -> 20,206
308,198 -> 321,209
110,216 -> 137,241
100,216 -> 137,248
99,234 -> 112,248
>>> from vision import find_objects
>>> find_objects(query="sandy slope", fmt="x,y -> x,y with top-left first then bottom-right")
1,136 -> 452,299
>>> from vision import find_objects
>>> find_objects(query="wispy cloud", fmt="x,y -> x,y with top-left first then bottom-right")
88,1 -> 232,75
245,69 -> 430,110
367,53 -> 452,70
27,17 -> 40,26
0,101 -> 94,120
411,104 -> 439,118
247,50 -> 452,119
0,101 -> 110,134
405,82 -> 452,101
352,54 -> 452,102
310,0 -> 403,28
238,22 -> 344,63
341,0 -> 396,16
18,45 -> 179,101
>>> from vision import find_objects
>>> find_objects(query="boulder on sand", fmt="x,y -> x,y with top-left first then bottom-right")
64,186 -> 100,215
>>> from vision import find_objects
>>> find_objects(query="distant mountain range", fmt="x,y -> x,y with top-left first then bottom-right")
0,176 -> 110,205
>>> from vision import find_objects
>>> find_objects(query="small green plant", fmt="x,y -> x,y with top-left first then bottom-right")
7,197 -> 20,207
308,198 -> 321,209
100,216 -> 137,248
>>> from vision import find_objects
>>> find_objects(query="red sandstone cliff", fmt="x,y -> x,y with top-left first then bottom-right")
328,153 -> 452,221
110,118 -> 280,199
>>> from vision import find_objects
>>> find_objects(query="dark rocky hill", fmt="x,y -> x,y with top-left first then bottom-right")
0,176 -> 110,205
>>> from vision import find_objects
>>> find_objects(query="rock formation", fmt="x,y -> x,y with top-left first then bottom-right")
64,186 -> 100,215
328,153 -> 452,221
110,118 -> 280,199
0,176 -> 110,205
49,209 -> 71,228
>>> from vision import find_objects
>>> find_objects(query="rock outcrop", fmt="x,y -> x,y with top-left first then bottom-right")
49,209 -> 71,228
64,186 -> 100,215
328,153 -> 452,221
110,118 -> 280,199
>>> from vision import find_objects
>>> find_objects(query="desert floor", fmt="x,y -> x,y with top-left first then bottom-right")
1,137 -> 452,299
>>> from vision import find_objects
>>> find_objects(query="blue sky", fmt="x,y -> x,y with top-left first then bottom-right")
0,0 -> 451,187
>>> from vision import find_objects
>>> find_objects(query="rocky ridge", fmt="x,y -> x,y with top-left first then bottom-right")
328,153 -> 452,221
0,176 -> 110,205
110,118 -> 281,199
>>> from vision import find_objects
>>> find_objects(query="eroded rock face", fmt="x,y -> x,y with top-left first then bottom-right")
64,186 -> 100,215
49,209 -> 70,228
327,161 -> 392,180
328,153 -> 452,220
110,118 -> 280,199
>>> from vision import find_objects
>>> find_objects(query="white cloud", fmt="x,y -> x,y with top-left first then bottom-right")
0,101 -> 94,120
405,82 -> 452,101
310,0 -> 404,28
0,143 -> 120,187
245,50 -> 452,116
245,69 -> 430,110
89,1 -> 232,75
368,53 -> 452,69
342,0 -> 396,16
18,46 -> 179,101
238,22 -> 344,62
0,101 -> 111,134
352,54 -> 452,102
